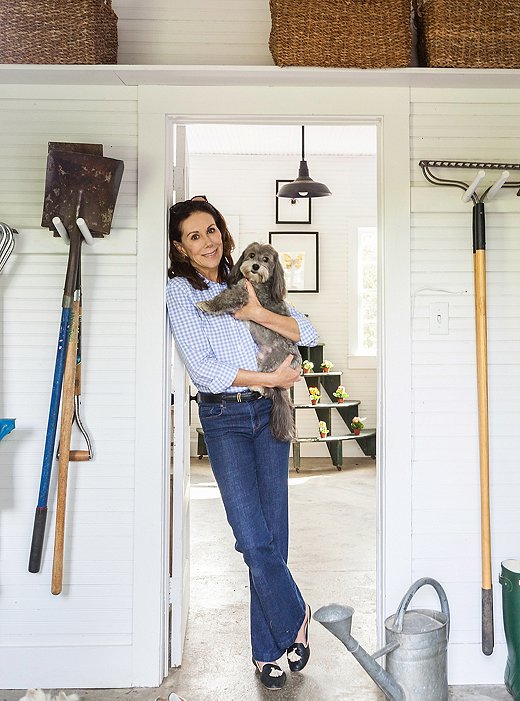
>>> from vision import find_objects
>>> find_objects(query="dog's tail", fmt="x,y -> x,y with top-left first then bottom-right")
265,387 -> 295,442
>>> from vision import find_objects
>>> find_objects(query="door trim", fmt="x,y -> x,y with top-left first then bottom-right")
135,86 -> 411,682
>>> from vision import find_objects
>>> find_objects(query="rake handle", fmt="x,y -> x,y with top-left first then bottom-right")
473,203 -> 494,656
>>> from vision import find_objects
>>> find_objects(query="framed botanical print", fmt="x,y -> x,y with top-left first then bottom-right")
269,231 -> 319,293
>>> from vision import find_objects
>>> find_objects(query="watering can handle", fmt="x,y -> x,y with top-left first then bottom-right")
392,577 -> 450,638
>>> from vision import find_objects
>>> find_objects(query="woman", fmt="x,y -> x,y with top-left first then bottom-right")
166,197 -> 318,690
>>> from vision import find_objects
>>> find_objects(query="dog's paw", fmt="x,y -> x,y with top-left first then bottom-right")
196,301 -> 212,313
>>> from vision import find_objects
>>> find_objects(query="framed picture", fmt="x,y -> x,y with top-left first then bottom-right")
275,180 -> 312,224
269,231 -> 319,293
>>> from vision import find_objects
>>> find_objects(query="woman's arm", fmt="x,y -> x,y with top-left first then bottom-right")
234,280 -> 318,346
232,355 -> 301,390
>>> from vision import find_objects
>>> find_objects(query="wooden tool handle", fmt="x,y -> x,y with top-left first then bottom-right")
51,294 -> 80,595
474,238 -> 494,656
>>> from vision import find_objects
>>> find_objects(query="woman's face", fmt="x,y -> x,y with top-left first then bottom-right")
176,211 -> 223,281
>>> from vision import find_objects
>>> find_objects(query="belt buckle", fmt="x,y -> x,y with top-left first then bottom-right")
237,392 -> 242,402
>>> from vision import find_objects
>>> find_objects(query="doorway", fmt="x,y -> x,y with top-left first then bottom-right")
134,84 -> 412,684
170,122 -> 379,668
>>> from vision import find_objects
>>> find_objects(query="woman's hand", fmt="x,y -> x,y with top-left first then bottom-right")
234,280 -> 262,322
269,355 -> 301,389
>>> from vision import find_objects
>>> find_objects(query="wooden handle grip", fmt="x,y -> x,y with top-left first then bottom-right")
68,450 -> 90,461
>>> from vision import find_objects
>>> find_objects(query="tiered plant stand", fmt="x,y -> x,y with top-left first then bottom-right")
292,344 -> 376,472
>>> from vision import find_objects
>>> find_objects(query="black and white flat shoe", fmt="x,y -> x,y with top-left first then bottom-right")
287,604 -> 311,672
252,658 -> 287,690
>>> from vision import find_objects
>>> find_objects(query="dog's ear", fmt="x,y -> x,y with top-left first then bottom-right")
228,249 -> 246,286
270,249 -> 287,302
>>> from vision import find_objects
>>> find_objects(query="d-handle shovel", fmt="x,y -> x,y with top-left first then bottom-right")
56,258 -> 94,463
52,230 -> 82,595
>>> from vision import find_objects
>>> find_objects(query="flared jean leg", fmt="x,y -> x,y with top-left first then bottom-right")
199,397 -> 306,662
248,404 -> 305,660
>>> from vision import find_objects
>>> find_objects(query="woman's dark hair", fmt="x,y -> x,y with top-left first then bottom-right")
168,199 -> 235,290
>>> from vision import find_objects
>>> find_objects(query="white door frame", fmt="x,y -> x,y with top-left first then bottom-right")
135,85 -> 411,683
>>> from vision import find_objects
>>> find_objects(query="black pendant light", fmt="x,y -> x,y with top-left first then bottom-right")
277,126 -> 332,199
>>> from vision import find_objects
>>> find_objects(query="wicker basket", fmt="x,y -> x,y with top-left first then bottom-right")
269,0 -> 412,69
0,0 -> 118,65
415,0 -> 520,68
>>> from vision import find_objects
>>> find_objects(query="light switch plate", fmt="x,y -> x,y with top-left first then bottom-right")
429,302 -> 449,335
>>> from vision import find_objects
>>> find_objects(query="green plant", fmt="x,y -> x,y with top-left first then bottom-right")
320,360 -> 334,370
333,385 -> 349,399
318,421 -> 329,436
351,416 -> 366,430
302,359 -> 314,371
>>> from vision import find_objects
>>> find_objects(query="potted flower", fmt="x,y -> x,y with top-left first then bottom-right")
318,421 -> 329,439
332,385 -> 349,403
320,360 -> 334,373
351,416 -> 366,436
308,387 -> 321,405
302,359 -> 314,374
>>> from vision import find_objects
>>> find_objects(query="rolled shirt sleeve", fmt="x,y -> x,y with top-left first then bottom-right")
288,305 -> 319,347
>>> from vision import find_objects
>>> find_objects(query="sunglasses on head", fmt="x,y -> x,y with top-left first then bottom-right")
170,195 -> 209,213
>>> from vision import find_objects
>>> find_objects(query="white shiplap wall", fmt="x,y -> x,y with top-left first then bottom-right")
188,151 -> 377,458
410,88 -> 520,683
114,0 -> 273,65
0,85 -> 138,687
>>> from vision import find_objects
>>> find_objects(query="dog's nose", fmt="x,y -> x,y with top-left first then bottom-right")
252,263 -> 260,271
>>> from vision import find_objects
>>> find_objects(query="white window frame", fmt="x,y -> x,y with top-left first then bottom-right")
349,223 -> 378,369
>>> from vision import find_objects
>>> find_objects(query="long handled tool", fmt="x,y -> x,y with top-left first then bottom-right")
29,144 -> 123,577
28,224 -> 81,573
52,231 -> 82,594
472,199 -> 493,656
419,160 -> 520,656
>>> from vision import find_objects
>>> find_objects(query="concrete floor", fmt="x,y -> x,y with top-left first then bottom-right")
1,457 -> 512,701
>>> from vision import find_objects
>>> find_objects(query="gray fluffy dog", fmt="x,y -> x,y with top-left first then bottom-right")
197,242 -> 301,442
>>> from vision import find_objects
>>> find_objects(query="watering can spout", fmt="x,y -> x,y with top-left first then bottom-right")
314,604 -> 406,701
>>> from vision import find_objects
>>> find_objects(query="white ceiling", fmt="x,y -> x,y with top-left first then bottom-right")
185,124 -> 377,156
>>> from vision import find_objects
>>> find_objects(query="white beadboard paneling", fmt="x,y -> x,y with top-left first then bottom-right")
0,85 -> 139,686
0,87 -> 137,229
113,0 -> 272,66
187,150 -> 377,458
410,88 -> 520,683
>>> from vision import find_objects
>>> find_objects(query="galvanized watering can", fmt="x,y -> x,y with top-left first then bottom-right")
314,577 -> 450,701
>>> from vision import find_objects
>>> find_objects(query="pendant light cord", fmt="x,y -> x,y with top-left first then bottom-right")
301,125 -> 305,161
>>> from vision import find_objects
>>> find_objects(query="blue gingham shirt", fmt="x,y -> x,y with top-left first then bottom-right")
166,275 -> 318,394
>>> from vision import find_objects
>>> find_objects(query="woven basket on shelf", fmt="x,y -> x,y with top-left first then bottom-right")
415,0 -> 520,68
269,0 -> 412,69
0,0 -> 118,65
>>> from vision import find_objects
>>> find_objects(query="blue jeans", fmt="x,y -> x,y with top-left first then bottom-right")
199,396 -> 306,662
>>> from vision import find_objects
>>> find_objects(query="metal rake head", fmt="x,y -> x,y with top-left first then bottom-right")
0,222 -> 16,273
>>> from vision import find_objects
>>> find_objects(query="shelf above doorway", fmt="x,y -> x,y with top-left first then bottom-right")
1,64 -> 520,88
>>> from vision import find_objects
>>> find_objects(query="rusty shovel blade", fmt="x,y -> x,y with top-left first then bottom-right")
41,149 -> 124,237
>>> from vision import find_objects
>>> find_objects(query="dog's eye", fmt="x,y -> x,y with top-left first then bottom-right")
263,257 -> 269,263
249,252 -> 255,258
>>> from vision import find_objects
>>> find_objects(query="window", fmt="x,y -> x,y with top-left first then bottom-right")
349,226 -> 377,368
